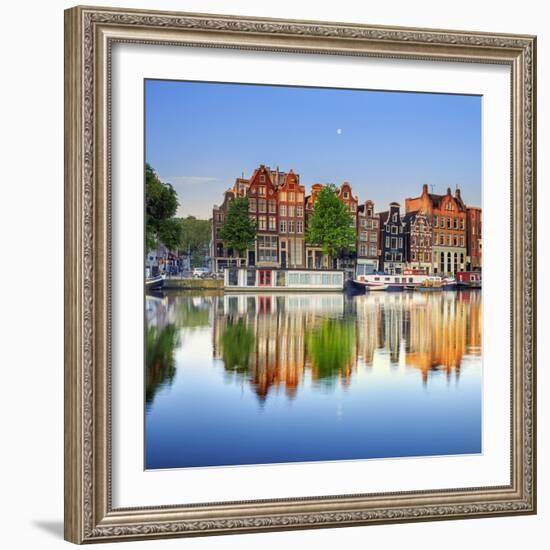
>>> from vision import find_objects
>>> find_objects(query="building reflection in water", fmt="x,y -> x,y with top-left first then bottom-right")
206,290 -> 482,400
145,290 -> 481,405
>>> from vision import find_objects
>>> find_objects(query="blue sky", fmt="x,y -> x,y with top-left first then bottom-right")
145,80 -> 481,219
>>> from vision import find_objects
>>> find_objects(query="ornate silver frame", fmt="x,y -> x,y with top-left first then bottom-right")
64,5 -> 537,544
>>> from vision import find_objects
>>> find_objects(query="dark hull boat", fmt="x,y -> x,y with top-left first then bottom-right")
146,274 -> 165,290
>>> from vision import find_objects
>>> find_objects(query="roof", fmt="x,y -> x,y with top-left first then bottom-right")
378,211 -> 389,224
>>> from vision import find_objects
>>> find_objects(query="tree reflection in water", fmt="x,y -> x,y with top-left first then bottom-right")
306,319 -> 356,387
145,324 -> 179,408
221,319 -> 255,375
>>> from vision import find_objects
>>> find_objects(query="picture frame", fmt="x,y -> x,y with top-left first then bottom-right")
64,5 -> 537,544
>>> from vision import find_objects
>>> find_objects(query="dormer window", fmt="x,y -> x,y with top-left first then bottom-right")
259,175 -> 265,183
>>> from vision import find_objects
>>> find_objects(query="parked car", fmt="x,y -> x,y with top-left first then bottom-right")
192,267 -> 210,278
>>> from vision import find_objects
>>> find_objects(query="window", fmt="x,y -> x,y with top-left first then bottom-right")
434,216 -> 438,227
296,221 -> 303,233
391,226 -> 398,234
440,217 -> 444,228
391,237 -> 398,248
296,205 -> 303,217
351,203 -> 356,212
360,231 -> 367,242
359,244 -> 367,256
343,191 -> 349,199
400,226 -> 403,233
453,236 -> 458,246
412,251 -> 417,261
453,218 -> 458,229
279,191 -> 286,201
367,208 -> 373,217
269,217 -> 276,231
461,219 -> 465,230
257,235 -> 278,263
392,213 -> 398,222
258,199 -> 266,213
386,225 -> 390,233
373,220 -> 378,228
279,204 -> 287,217
268,200 -> 276,213
258,185 -> 266,196
279,220 -> 286,233
369,244 -> 377,257
288,205 -> 295,217
249,199 -> 256,212
294,240 -> 303,265
399,238 -> 403,248
288,220 -> 295,233
460,236 -> 464,247
385,236 -> 390,247
288,191 -> 295,201
258,216 -> 266,230
447,217 -> 451,229
296,192 -> 303,201
369,232 -> 377,243
259,175 -> 265,183
360,218 -> 366,228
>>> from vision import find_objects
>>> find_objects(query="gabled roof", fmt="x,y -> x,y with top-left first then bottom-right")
378,211 -> 389,224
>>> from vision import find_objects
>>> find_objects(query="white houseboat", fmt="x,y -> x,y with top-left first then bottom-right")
224,267 -> 345,292
351,269 -> 456,292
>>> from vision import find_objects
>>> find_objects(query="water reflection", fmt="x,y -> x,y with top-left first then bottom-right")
208,291 -> 481,399
145,290 -> 482,468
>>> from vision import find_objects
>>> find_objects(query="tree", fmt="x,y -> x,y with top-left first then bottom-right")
219,197 -> 256,255
157,218 -> 182,251
179,216 -> 212,267
305,184 -> 356,266
145,163 -> 179,251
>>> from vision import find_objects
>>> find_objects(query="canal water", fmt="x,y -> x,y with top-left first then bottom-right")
145,290 -> 482,469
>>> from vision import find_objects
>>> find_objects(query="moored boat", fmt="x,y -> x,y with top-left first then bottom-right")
416,278 -> 444,292
146,274 -> 166,290
456,271 -> 482,289
224,267 -> 345,292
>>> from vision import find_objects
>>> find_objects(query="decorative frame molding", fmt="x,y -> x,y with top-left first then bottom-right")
64,5 -> 536,544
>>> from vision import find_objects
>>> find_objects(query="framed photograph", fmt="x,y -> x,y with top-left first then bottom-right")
64,5 -> 537,544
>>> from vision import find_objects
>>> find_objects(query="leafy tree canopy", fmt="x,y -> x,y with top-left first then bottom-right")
145,163 -> 179,251
305,184 -> 356,260
219,197 -> 256,254
179,216 -> 212,256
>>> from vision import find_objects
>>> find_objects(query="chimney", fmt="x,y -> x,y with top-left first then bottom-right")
455,187 -> 462,199
422,183 -> 428,194
447,187 -> 452,195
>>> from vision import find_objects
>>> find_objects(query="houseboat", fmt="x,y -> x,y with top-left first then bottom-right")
224,267 -> 345,292
351,269 -> 455,292
456,271 -> 482,289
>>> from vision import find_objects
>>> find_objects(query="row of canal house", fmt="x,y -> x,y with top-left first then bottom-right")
211,165 -> 482,275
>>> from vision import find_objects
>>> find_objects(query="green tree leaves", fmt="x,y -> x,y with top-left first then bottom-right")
305,184 -> 356,262
145,163 -> 179,251
219,197 -> 257,254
